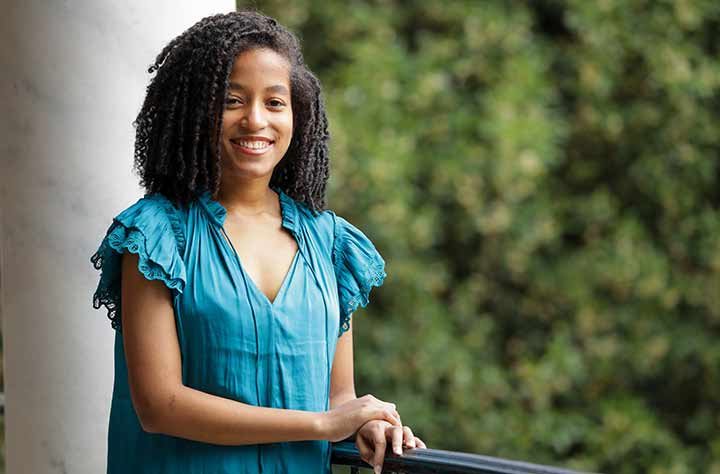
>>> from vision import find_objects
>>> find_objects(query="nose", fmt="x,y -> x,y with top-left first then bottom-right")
241,100 -> 268,131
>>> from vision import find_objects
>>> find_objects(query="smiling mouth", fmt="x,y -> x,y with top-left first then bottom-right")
230,138 -> 274,148
230,138 -> 275,155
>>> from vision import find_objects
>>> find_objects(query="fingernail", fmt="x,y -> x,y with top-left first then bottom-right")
394,447 -> 402,455
374,465 -> 381,474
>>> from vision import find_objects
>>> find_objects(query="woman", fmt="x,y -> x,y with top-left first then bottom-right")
91,9 -> 425,474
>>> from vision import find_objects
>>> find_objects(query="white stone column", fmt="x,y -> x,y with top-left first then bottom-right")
0,1 -> 234,472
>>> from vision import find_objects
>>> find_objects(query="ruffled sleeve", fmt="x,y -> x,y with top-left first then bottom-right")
90,194 -> 186,331
332,214 -> 387,336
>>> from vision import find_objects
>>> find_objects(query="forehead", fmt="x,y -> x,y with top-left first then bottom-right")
229,48 -> 290,86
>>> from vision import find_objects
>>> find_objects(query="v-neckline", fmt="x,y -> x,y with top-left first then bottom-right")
198,187 -> 303,307
220,227 -> 300,307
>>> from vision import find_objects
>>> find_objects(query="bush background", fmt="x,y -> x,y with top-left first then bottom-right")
241,1 -> 720,473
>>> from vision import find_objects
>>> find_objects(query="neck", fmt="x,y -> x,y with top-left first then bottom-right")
217,175 -> 277,215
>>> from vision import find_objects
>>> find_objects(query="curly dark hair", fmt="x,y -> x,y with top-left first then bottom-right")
132,10 -> 330,211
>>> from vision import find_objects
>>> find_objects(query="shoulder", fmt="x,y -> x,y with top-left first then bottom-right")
279,190 -> 336,250
114,193 -> 182,227
279,192 -> 386,335
278,190 -> 383,264
112,193 -> 186,251
290,201 -> 357,252
91,193 -> 187,331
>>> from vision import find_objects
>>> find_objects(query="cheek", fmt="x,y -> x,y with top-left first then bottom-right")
284,112 -> 294,136
220,113 -> 236,140
279,112 -> 294,144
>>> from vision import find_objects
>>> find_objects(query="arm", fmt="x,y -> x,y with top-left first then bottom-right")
336,320 -> 427,473
120,253 -> 399,445
329,321 -> 358,409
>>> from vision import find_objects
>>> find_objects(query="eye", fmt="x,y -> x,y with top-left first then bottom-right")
267,99 -> 286,108
225,96 -> 243,107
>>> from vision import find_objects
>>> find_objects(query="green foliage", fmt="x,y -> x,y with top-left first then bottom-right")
244,1 -> 720,472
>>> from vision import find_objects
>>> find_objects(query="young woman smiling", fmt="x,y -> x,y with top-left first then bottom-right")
91,10 -> 425,474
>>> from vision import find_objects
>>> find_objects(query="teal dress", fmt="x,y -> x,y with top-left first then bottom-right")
91,188 -> 386,474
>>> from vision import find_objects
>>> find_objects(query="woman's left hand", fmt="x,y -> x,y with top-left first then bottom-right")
355,419 -> 427,473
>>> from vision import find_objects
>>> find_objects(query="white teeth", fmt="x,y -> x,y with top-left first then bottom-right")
235,140 -> 271,149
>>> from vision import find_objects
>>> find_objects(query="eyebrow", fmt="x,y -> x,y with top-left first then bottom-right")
229,82 -> 290,96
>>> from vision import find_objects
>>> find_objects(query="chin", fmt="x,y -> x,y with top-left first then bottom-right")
221,160 -> 278,180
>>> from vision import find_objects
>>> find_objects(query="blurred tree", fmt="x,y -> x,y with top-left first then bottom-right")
242,1 -> 720,473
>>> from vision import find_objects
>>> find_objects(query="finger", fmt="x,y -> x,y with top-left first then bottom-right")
388,425 -> 403,455
380,408 -> 401,427
385,405 -> 402,426
402,426 -> 416,449
415,436 -> 427,449
356,434 -> 374,466
372,431 -> 387,474
384,401 -> 397,412
379,402 -> 401,425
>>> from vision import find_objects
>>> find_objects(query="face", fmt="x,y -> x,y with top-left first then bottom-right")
218,48 -> 293,180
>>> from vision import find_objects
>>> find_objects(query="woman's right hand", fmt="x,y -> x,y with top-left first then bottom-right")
319,395 -> 402,442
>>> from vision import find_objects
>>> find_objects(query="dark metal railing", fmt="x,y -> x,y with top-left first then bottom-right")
331,441 -> 593,474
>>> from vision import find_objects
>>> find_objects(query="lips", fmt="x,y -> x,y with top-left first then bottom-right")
230,136 -> 274,145
230,136 -> 275,155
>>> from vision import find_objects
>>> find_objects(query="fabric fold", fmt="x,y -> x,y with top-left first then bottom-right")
331,214 -> 387,335
275,187 -> 300,238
